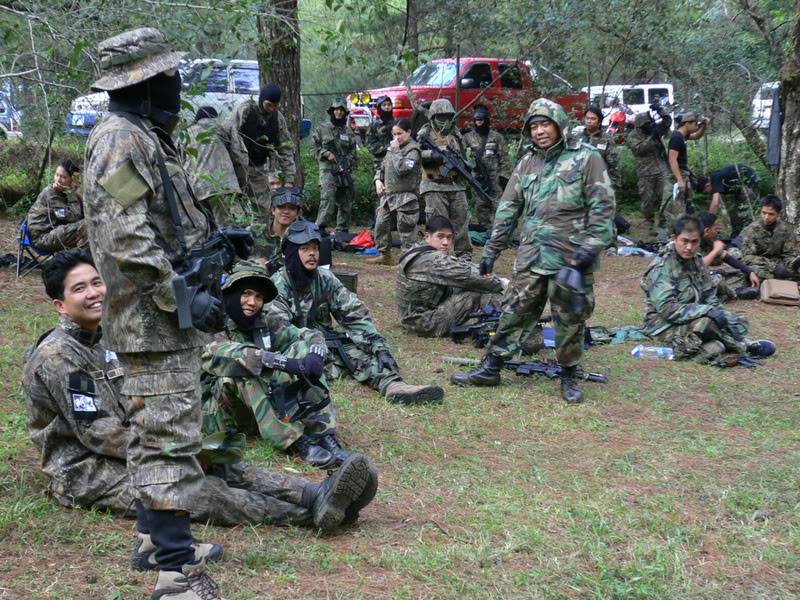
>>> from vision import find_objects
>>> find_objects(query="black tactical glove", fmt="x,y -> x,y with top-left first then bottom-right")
479,255 -> 496,276
706,308 -> 739,340
262,345 -> 326,380
221,226 -> 254,260
189,287 -> 225,333
573,247 -> 597,271
376,349 -> 399,373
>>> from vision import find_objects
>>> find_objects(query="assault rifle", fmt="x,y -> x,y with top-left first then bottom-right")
450,305 -> 552,349
324,140 -> 354,190
173,227 -> 252,330
443,356 -> 607,383
417,133 -> 493,204
321,328 -> 357,374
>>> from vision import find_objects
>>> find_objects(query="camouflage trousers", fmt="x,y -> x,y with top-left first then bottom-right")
202,341 -> 336,450
709,269 -> 746,302
117,349 -> 205,513
715,186 -> 760,238
636,171 -> 668,222
325,339 -> 402,396
660,169 -> 694,229
488,271 -> 595,367
472,189 -> 501,229
373,192 -> 419,252
655,312 -> 748,362
745,256 -> 800,281
316,171 -> 353,231
74,460 -> 311,527
422,190 -> 472,257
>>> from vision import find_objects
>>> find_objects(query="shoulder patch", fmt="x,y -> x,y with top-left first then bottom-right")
99,159 -> 151,209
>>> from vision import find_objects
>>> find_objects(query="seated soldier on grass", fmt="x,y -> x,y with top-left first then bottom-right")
201,260 -> 360,469
740,195 -> 800,281
641,215 -> 774,363
22,250 -> 378,570
266,219 -> 445,405
27,159 -> 87,252
250,186 -> 304,273
698,211 -> 760,301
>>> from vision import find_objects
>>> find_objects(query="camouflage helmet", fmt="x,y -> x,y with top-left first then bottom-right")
522,98 -> 569,140
91,28 -> 185,92
428,98 -> 456,117
221,260 -> 277,301
281,218 -> 322,252
327,99 -> 349,115
677,111 -> 700,124
634,111 -> 652,128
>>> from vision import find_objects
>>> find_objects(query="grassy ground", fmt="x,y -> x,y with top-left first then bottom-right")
1,215 -> 799,599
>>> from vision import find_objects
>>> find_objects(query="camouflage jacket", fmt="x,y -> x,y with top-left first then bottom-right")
366,118 -> 394,171
483,139 -> 615,276
376,139 -> 421,195
250,221 -> 283,271
641,242 -> 721,336
397,244 -> 504,322
740,219 -> 799,264
463,128 -> 512,197
27,185 -> 85,252
83,112 -> 211,352
312,121 -> 358,173
267,267 -> 391,352
578,129 -> 620,188
416,123 -> 469,193
224,100 -> 296,185
22,317 -> 129,507
626,118 -> 671,177
201,316 -> 323,380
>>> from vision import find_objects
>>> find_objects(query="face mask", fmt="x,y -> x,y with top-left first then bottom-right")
431,115 -> 452,133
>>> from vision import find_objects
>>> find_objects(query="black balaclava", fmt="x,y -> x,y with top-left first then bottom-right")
329,109 -> 347,128
259,83 -> 281,107
108,71 -> 182,134
475,118 -> 490,135
284,241 -> 316,290
223,278 -> 271,332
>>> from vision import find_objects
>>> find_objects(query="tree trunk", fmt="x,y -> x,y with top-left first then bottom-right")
406,0 -> 419,65
257,0 -> 303,188
778,5 -> 800,229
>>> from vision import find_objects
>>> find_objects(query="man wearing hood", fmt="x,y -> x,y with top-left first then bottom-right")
366,95 -> 395,172
451,99 -> 615,404
417,98 -> 473,257
224,83 -> 297,216
267,220 -> 445,405
201,260 -> 357,469
463,105 -> 512,228
313,99 -> 358,232
627,107 -> 672,231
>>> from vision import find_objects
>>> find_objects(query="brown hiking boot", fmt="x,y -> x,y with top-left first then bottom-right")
365,250 -> 394,265
152,558 -> 224,600
384,380 -> 444,405
132,533 -> 223,572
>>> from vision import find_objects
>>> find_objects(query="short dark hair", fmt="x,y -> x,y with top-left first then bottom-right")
585,105 -> 603,120
762,195 -> 782,212
425,215 -> 454,234
42,249 -> 95,300
671,214 -> 702,236
695,175 -> 709,192
697,211 -> 717,230
60,159 -> 80,176
393,117 -> 412,132
193,106 -> 218,123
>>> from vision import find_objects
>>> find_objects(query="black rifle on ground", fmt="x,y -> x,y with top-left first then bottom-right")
417,133 -> 493,204
443,356 -> 607,383
451,305 -> 552,349
321,328 -> 358,374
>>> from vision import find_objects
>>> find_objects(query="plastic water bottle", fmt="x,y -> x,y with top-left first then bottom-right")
617,247 -> 654,257
630,344 -> 674,360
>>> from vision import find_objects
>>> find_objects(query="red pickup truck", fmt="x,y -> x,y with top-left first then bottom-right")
353,58 -> 587,131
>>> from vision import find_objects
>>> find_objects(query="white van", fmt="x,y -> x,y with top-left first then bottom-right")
751,81 -> 778,129
580,83 -> 675,126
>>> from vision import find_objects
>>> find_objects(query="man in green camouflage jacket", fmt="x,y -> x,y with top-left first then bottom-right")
627,109 -> 672,230
452,98 -> 615,404
27,159 -> 87,252
740,195 -> 800,281
266,220 -> 444,405
641,215 -> 774,362
201,260 -> 356,469
249,186 -> 304,272
313,100 -> 358,232
577,106 -> 620,189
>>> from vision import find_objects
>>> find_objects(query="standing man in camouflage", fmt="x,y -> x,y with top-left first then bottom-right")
627,107 -> 672,231
463,105 -> 512,228
451,99 -> 615,404
181,106 -> 246,227
740,195 -> 800,280
314,100 -> 358,233
224,83 -> 296,217
201,261 -> 355,469
417,98 -> 473,257
82,28 -> 248,599
267,220 -> 445,405
365,95 -> 394,172
27,159 -> 87,252
641,215 -> 774,362
578,106 -> 620,190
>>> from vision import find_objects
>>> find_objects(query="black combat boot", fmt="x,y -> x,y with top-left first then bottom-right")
317,433 -> 352,466
560,366 -> 584,404
312,453 -> 371,530
450,353 -> 503,386
290,435 -> 336,469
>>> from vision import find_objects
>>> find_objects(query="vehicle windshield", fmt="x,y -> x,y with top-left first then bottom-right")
408,63 -> 457,86
231,67 -> 259,94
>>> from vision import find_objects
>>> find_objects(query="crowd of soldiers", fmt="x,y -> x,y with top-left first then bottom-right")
17,26 -> 797,600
